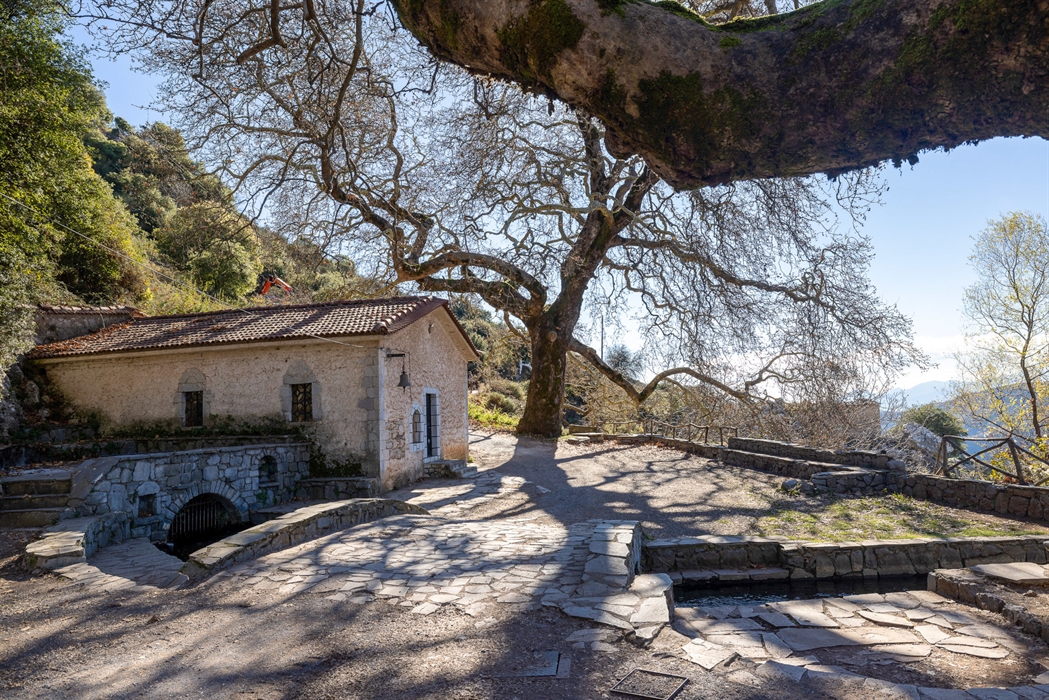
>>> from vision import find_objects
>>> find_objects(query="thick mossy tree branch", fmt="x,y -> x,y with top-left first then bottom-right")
393,0 -> 1049,188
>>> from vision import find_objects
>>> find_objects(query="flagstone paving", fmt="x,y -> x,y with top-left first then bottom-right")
672,589 -> 1028,668
216,514 -> 594,616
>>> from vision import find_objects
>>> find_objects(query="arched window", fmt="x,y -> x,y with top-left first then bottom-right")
411,409 -> 422,444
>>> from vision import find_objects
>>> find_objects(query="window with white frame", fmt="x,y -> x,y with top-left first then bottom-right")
411,409 -> 422,445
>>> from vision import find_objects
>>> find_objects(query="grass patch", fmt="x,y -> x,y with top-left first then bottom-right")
468,398 -> 519,430
750,492 -> 1048,542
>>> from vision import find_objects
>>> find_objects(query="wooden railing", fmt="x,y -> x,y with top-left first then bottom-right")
597,419 -> 739,446
934,434 -> 1049,486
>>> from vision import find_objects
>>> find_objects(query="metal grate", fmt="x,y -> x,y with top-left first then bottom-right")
610,669 -> 688,700
183,390 -> 203,427
169,494 -> 234,545
291,383 -> 313,422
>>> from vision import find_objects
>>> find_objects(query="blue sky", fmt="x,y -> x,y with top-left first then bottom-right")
76,32 -> 1049,391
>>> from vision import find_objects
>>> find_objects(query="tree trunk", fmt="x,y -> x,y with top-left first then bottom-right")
516,314 -> 574,438
1021,355 -> 1043,440
392,0 -> 1049,189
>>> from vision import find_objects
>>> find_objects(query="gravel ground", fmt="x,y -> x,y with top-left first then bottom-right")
466,431 -> 1049,540
1,430 -> 1044,699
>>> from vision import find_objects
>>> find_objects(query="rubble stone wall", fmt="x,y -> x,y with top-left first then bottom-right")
644,534 -> 1049,579
71,443 -> 310,540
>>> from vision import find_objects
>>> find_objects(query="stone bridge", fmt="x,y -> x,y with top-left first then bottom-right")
69,443 -> 310,540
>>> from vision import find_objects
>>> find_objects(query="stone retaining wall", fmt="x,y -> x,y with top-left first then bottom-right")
71,443 -> 310,540
181,498 -> 429,579
644,534 -> 1049,580
898,473 -> 1049,520
24,512 -> 131,570
929,568 -> 1049,645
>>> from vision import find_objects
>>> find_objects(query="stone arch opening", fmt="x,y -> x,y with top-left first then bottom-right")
165,493 -> 246,560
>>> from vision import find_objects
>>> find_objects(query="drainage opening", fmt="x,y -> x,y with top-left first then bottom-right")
158,493 -> 249,560
674,574 -> 929,607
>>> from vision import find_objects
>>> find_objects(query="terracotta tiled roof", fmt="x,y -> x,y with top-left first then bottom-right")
30,297 -> 478,359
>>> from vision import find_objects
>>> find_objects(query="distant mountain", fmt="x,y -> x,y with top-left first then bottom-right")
902,380 -> 951,406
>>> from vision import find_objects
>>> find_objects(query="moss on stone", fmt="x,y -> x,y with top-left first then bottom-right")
497,0 -> 586,84
719,35 -> 742,49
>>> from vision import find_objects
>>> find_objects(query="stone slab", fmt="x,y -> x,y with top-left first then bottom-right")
777,626 -> 921,652
971,563 -> 1049,585
758,612 -> 797,628
940,645 -> 1009,659
683,643 -> 737,670
916,625 -> 952,644
771,601 -> 839,628
873,644 -> 933,658
756,660 -> 807,683
859,610 -> 915,628
688,618 -> 764,634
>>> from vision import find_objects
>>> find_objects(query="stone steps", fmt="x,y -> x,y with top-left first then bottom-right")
0,470 -> 73,527
2,493 -> 70,509
0,470 -> 72,496
0,507 -> 67,528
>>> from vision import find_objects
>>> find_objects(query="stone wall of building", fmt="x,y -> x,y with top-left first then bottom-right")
70,443 -> 310,540
379,308 -> 472,491
34,305 -> 140,344
40,340 -> 378,472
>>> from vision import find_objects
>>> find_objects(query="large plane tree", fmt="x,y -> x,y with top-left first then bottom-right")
80,0 -> 924,436
394,0 -> 1049,189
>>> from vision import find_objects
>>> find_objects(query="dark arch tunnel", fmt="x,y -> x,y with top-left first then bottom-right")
161,493 -> 248,560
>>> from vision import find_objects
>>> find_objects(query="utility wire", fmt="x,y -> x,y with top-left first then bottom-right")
0,191 -> 384,351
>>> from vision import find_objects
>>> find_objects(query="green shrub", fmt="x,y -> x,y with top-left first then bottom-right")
468,398 -> 519,429
484,392 -> 519,414
901,403 -> 966,437
488,378 -> 525,401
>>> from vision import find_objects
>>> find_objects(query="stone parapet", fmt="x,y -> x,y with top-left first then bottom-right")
581,521 -> 643,591
180,498 -> 430,579
645,534 -> 1049,580
294,477 -> 378,502
24,512 -> 130,570
644,535 -> 785,573
899,473 -> 1049,521
929,567 -> 1049,645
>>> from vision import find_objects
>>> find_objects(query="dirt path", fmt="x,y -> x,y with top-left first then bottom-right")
465,431 -> 1049,541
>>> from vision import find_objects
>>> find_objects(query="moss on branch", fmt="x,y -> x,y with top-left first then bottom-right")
497,0 -> 586,84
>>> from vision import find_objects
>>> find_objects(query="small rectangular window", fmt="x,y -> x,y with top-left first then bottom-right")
291,383 -> 313,422
183,391 -> 203,427
138,494 -> 156,518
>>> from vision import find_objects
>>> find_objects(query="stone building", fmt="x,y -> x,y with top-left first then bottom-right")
30,297 -> 479,491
